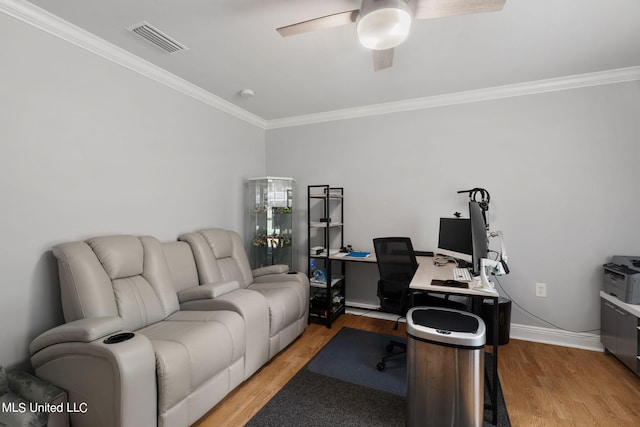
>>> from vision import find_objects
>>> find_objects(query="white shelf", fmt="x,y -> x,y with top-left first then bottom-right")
309,194 -> 344,199
310,277 -> 344,287
310,249 -> 347,258
309,221 -> 343,228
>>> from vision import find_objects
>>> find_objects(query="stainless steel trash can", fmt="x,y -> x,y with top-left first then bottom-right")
406,306 -> 486,427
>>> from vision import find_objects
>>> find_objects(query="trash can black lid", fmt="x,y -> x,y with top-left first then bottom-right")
411,308 -> 479,333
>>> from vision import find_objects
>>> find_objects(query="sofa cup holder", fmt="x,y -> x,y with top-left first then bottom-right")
103,332 -> 135,344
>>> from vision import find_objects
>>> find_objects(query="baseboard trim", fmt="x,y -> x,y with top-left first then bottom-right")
346,302 -> 381,311
346,307 -> 400,322
509,323 -> 603,352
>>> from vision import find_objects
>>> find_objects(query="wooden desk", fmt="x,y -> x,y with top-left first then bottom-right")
410,256 -> 498,297
410,256 -> 501,425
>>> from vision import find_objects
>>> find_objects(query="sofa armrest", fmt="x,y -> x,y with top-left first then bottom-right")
253,271 -> 309,287
30,329 -> 156,427
29,316 -> 123,354
177,280 -> 240,303
252,264 -> 289,277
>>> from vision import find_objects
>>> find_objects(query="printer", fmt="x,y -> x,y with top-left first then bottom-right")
603,255 -> 640,305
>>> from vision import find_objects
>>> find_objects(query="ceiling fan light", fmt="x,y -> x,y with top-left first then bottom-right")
357,2 -> 412,50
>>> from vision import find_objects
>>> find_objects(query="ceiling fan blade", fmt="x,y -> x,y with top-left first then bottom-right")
277,10 -> 359,37
413,0 -> 506,20
373,48 -> 394,72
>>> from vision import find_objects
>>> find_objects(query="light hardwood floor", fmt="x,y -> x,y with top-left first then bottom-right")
193,314 -> 640,427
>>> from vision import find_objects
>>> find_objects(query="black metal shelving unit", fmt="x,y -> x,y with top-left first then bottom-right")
307,185 -> 345,328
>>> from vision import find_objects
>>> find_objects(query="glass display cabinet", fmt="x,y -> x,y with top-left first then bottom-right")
246,177 -> 295,271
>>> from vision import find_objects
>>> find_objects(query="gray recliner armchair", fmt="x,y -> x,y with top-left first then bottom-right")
162,239 -> 271,379
179,228 -> 309,358
0,365 -> 68,427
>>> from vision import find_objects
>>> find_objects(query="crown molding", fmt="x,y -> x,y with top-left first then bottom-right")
266,66 -> 640,129
0,0 -> 267,129
3,1 -> 639,132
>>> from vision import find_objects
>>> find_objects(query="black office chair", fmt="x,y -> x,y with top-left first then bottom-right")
373,237 -> 418,371
373,237 -> 469,371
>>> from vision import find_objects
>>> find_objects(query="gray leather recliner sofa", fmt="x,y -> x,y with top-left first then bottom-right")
29,230 -> 309,427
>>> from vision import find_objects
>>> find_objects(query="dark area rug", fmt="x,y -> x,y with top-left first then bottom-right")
247,327 -> 510,426
307,327 -> 407,395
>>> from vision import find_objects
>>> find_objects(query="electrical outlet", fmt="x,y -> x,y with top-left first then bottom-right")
535,283 -> 547,298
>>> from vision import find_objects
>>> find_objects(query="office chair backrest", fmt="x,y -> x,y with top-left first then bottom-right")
373,237 -> 419,314
373,237 -> 419,282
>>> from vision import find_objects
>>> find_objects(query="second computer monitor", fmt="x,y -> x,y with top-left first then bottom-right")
469,201 -> 489,275
437,217 -> 472,264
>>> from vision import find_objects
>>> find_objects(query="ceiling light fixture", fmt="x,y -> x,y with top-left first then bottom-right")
356,0 -> 412,50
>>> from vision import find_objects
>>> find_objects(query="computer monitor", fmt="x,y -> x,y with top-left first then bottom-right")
469,201 -> 489,275
437,218 -> 472,264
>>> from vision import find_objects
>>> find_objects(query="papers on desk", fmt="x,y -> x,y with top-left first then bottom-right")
344,251 -> 371,259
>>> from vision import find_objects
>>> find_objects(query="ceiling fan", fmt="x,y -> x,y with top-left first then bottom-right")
277,0 -> 506,71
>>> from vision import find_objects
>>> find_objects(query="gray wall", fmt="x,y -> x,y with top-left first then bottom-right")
0,13 -> 265,368
266,81 -> 640,335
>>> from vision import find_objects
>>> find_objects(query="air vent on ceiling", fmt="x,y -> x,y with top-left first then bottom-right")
127,21 -> 188,54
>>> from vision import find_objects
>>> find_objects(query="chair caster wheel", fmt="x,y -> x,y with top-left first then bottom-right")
377,362 -> 386,371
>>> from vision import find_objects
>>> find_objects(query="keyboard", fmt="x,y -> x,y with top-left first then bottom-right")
453,267 -> 472,282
